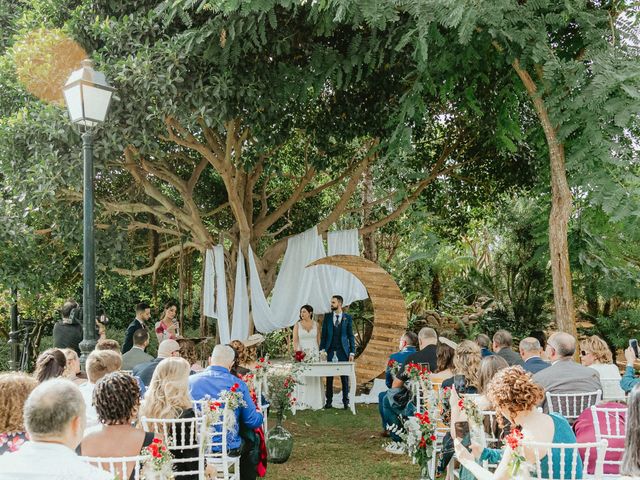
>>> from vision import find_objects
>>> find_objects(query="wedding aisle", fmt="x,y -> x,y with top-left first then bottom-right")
266,404 -> 421,480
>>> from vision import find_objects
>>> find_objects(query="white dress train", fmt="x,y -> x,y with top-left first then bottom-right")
295,322 -> 324,410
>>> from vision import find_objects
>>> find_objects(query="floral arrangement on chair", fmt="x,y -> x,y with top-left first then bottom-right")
253,357 -> 273,384
504,428 -> 528,477
388,411 -> 437,480
141,437 -> 174,480
201,384 -> 247,448
387,359 -> 401,377
458,395 -> 486,447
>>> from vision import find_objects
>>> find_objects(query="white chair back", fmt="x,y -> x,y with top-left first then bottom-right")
141,416 -> 202,478
199,399 -> 240,480
192,399 -> 212,417
81,455 -> 150,480
590,405 -> 626,475
600,379 -> 627,401
523,439 -> 607,480
545,390 -> 602,423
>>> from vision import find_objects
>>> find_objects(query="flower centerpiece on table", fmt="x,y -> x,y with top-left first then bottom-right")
141,437 -> 174,480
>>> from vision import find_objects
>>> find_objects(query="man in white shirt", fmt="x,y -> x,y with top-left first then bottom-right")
0,378 -> 111,480
78,349 -> 122,428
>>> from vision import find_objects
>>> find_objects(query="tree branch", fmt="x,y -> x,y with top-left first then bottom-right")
112,241 -> 200,277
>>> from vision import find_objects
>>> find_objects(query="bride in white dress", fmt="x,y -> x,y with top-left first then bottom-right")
293,305 -> 324,410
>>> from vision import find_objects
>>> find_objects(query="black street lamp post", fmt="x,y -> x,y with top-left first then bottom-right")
63,59 -> 115,369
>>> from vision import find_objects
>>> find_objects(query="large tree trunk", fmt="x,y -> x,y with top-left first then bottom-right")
513,60 -> 577,338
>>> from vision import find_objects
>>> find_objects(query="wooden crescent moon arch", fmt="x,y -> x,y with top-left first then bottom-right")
307,255 -> 407,385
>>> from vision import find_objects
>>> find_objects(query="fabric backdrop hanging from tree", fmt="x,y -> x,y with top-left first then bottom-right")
202,245 -> 231,344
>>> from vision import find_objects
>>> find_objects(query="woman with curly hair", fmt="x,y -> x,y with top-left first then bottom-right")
454,366 -> 583,479
579,335 -> 625,400
33,348 -> 66,383
140,357 -> 198,479
441,340 -> 482,393
78,371 -> 157,480
0,372 -> 38,454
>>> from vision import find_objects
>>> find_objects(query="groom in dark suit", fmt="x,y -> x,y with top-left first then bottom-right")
319,295 -> 356,410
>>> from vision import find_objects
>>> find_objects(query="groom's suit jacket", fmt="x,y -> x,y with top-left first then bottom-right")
319,312 -> 356,356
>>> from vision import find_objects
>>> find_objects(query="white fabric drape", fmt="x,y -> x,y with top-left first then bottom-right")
327,229 -> 368,306
249,227 -> 369,333
213,245 -> 231,344
202,246 -> 231,344
231,249 -> 250,342
203,249 -> 216,317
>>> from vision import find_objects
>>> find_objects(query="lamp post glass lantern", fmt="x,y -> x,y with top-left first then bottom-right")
63,59 -> 115,368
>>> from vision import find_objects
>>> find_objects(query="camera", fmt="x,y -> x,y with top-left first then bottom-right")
453,374 -> 468,394
69,291 -> 109,326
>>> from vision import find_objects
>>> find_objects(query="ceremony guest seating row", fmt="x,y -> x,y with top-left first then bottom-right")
82,399 -> 240,480
525,439 -> 608,480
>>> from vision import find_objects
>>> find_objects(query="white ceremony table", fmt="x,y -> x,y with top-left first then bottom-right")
291,361 -> 357,415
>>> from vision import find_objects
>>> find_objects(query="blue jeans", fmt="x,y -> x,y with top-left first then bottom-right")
378,391 -> 387,430
381,388 -> 415,442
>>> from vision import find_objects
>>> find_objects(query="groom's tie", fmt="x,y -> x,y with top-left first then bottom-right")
334,314 -> 339,327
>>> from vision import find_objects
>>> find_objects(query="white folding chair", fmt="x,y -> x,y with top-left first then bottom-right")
524,439 -> 607,480
80,454 -> 150,480
141,416 -> 202,478
199,400 -> 241,480
545,390 -> 602,424
589,405 -> 626,477
254,377 -> 270,434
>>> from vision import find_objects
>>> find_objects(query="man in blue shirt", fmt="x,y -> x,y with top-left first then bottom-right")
189,345 -> 263,480
378,331 -> 418,436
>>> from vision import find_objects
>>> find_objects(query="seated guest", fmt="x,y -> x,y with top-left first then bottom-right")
519,337 -> 550,374
454,366 -> 583,479
33,348 -> 67,383
79,350 -> 122,429
239,334 -> 265,371
392,327 -> 439,389
61,348 -> 87,385
95,338 -> 121,352
475,334 -> 494,358
121,328 -> 153,371
133,339 -> 181,387
533,332 -> 602,410
0,379 -> 111,479
448,355 -> 509,479
378,332 -> 418,436
574,400 -> 626,475
441,340 -> 482,393
141,358 -> 200,479
449,354 -> 509,433
0,372 -> 38,454
492,330 -> 524,366
530,330 -> 547,350
620,384 -> 640,479
621,344 -> 640,393
178,338 -> 205,373
78,372 -> 156,480
430,338 -> 456,384
189,345 -> 263,480
229,340 -> 251,377
580,335 -> 625,400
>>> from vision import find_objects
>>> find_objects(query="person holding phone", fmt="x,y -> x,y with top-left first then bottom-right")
621,338 -> 640,393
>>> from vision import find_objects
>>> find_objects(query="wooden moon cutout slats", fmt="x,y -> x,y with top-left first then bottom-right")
307,255 -> 407,385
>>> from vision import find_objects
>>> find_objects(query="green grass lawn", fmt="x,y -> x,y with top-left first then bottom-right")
265,404 -> 420,480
